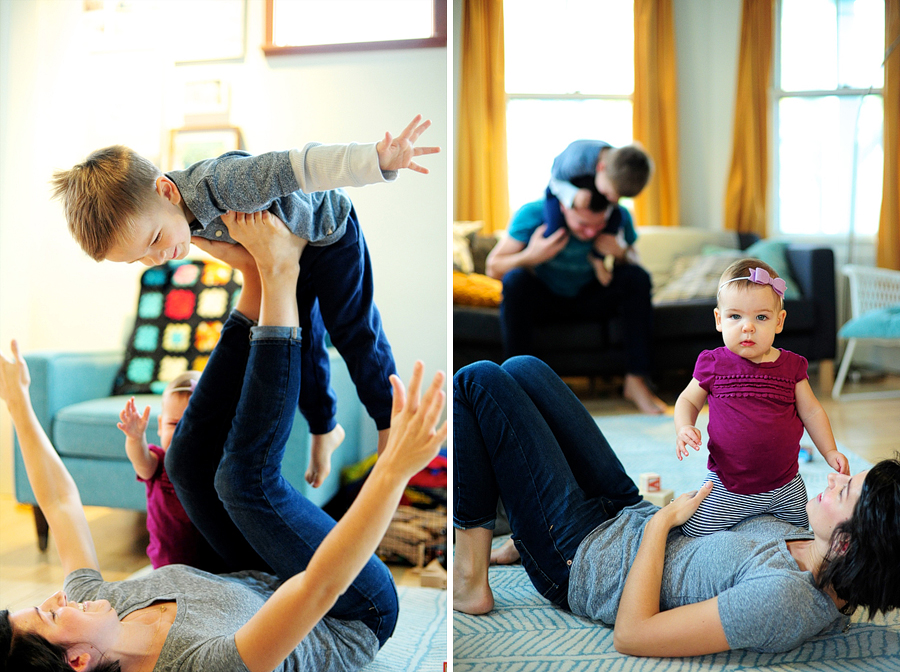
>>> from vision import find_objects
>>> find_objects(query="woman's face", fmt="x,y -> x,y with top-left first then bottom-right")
8,590 -> 119,658
807,470 -> 869,541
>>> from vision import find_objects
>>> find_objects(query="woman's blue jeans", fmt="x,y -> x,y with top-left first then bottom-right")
167,311 -> 398,646
453,356 -> 641,610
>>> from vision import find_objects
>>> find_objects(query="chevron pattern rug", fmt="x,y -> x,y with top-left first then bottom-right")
453,413 -> 900,671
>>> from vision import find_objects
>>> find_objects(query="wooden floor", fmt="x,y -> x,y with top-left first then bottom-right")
2,370 -> 896,613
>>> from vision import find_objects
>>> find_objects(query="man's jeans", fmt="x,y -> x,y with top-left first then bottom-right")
168,311 -> 398,646
453,356 -> 641,609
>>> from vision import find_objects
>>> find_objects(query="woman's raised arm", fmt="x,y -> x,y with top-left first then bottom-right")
234,362 -> 447,672
0,340 -> 99,575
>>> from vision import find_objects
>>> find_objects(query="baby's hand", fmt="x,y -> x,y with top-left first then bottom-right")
676,425 -> 702,460
118,397 -> 150,440
376,115 -> 440,174
826,450 -> 851,476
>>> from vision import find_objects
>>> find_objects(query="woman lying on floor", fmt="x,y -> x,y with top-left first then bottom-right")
1,210 -> 447,672
452,356 -> 900,656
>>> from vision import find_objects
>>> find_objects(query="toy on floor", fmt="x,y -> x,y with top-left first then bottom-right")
638,471 -> 674,507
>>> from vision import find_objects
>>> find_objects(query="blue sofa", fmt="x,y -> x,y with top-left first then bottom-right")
14,347 -> 375,550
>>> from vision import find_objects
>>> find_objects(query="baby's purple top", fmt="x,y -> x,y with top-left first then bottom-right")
694,347 -> 808,495
139,445 -> 206,569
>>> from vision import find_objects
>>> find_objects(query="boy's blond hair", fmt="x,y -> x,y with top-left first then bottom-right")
163,370 -> 202,401
605,144 -> 653,198
717,258 -> 784,309
50,146 -> 161,262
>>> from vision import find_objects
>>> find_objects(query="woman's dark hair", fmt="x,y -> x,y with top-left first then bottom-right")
817,455 -> 900,617
1,609 -> 121,672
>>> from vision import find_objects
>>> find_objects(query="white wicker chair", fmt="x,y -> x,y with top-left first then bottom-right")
832,264 -> 900,400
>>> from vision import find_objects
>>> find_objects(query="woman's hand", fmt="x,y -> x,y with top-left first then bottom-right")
0,340 -> 31,407
654,481 -> 713,528
380,361 -> 448,481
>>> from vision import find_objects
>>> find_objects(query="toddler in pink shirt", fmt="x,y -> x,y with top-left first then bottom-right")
118,371 -> 217,568
674,258 -> 849,536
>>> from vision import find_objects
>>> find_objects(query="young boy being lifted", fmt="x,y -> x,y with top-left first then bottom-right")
52,115 -> 438,487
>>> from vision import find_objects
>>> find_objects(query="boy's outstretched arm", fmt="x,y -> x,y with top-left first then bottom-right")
376,114 -> 440,174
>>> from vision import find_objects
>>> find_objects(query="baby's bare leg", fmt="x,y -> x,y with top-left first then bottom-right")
306,423 -> 345,488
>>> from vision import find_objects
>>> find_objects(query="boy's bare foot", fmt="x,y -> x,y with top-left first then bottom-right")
623,374 -> 667,415
222,210 -> 306,276
489,537 -> 521,565
306,423 -> 345,488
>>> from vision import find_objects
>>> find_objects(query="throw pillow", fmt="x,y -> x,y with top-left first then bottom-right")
453,221 -> 484,273
652,252 -> 740,304
453,271 -> 503,307
112,260 -> 243,395
701,240 -> 802,300
838,305 -> 900,339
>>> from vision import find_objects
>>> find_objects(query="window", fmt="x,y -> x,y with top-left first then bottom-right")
504,0 -> 634,213
775,0 -> 885,236
264,0 -> 446,55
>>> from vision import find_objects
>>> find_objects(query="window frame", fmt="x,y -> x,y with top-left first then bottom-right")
772,0 -> 884,236
263,0 -> 447,56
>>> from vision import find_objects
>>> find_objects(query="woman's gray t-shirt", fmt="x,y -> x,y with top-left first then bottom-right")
567,501 -> 848,652
64,565 -> 379,671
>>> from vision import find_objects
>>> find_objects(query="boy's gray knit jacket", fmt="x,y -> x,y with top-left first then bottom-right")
166,142 -> 396,246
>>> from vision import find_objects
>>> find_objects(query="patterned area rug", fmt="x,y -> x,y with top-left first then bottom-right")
453,413 -> 900,672
366,586 -> 447,671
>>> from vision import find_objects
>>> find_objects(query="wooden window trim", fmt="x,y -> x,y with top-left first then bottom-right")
264,0 -> 446,56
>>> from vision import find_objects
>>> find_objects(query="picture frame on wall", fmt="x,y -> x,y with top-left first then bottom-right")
169,127 -> 244,170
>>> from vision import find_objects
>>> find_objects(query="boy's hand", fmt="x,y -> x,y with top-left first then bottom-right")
376,115 -> 440,174
0,340 -> 31,406
573,189 -> 593,210
118,397 -> 150,440
825,450 -> 850,476
676,425 -> 702,460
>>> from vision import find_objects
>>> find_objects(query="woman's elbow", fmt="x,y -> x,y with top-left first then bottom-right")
612,626 -> 646,656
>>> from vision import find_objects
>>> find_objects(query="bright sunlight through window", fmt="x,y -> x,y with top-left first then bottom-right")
775,0 -> 884,236
504,0 -> 634,213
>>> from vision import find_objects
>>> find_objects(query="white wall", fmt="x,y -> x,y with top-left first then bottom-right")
0,0 -> 448,495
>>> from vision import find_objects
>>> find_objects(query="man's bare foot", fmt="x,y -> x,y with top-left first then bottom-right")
453,568 -> 495,615
489,537 -> 521,565
306,424 -> 345,488
623,374 -> 667,415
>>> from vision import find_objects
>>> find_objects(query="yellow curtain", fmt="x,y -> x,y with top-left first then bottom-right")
723,0 -> 774,236
878,0 -> 900,270
455,0 -> 509,235
633,0 -> 680,228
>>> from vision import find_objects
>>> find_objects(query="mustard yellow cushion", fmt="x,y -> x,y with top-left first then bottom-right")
453,271 -> 502,308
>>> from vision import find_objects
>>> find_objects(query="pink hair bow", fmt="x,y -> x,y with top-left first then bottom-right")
747,268 -> 786,297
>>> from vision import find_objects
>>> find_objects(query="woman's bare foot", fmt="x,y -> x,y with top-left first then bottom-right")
306,423 -> 345,488
453,527 -> 495,614
453,567 -> 495,615
623,374 -> 667,415
489,537 -> 521,565
222,210 -> 306,277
